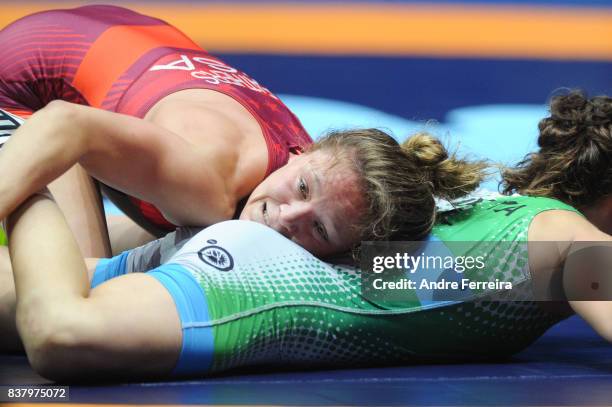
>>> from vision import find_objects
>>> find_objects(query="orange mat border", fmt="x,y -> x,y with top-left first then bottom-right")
0,2 -> 611,59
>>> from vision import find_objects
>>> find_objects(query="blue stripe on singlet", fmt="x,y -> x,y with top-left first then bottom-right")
149,264 -> 215,376
92,252 -> 130,288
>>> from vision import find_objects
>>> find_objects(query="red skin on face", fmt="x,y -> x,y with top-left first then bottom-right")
240,150 -> 364,257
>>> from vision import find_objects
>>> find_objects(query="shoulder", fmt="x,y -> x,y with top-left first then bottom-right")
146,99 -> 243,147
147,95 -> 269,198
527,208 -> 610,289
528,209 -> 601,242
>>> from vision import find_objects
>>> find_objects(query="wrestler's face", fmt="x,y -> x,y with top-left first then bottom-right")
240,150 -> 365,258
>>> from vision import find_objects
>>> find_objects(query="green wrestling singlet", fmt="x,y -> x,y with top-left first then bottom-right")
91,195 -> 580,376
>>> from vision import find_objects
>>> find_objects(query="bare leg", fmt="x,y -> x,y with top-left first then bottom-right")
48,164 -> 111,258
107,214 -> 155,255
0,247 -> 21,352
0,247 -> 100,353
1,164 -> 109,351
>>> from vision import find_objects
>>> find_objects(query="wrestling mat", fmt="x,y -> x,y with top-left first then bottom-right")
1,0 -> 611,405
1,316 -> 611,406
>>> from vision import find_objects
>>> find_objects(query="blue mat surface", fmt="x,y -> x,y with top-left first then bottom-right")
1,1 -> 611,405
1,316 -> 611,406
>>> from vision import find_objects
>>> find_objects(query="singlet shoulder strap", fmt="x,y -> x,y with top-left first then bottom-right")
433,195 -> 581,243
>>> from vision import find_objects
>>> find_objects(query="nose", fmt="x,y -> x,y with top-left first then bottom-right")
278,202 -> 313,235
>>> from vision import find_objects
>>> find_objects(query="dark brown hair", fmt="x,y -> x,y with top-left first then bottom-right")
311,129 -> 488,245
501,90 -> 612,207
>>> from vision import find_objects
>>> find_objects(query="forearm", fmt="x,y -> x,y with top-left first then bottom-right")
0,101 -> 87,220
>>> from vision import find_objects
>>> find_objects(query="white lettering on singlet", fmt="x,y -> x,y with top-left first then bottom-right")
149,55 -> 278,99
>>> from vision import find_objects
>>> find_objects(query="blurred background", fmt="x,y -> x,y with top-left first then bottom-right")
1,0 -> 611,188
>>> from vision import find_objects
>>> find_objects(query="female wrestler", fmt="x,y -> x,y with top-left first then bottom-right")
0,129 -> 488,353
415,90 -> 612,354
0,5 -> 492,261
379,90 -> 612,357
6,91 -> 612,382
0,4 -> 324,257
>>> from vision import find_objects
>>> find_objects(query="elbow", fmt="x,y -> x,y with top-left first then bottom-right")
27,333 -> 77,382
38,100 -> 79,125
44,99 -> 73,111
35,101 -> 87,151
17,306 -> 83,382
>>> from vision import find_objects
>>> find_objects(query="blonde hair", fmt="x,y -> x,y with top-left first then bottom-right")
310,128 -> 488,248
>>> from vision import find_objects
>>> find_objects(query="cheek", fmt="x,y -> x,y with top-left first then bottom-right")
238,204 -> 251,220
265,177 -> 292,202
240,184 -> 268,220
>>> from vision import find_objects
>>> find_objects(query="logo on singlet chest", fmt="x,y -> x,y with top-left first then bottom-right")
198,239 -> 234,271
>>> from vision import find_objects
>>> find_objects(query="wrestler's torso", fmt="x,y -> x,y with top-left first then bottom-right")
0,5 -> 312,232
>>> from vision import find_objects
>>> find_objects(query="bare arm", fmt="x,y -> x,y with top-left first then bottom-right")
7,192 -> 181,382
568,301 -> 612,342
0,108 -> 110,258
567,217 -> 612,342
529,210 -> 612,343
0,100 -> 236,226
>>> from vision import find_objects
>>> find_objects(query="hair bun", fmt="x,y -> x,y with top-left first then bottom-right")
591,95 -> 612,125
401,132 -> 487,200
401,132 -> 448,167
548,90 -> 612,132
